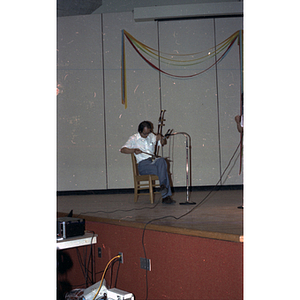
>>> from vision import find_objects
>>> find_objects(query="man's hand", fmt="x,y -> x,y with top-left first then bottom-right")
134,148 -> 142,154
235,115 -> 241,124
235,115 -> 243,134
157,133 -> 167,146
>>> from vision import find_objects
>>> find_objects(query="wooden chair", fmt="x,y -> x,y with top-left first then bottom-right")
131,153 -> 160,204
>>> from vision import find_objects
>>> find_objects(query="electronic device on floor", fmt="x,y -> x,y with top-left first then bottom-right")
65,279 -> 134,300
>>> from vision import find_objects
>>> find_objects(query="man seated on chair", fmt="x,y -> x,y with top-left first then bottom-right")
120,121 -> 175,204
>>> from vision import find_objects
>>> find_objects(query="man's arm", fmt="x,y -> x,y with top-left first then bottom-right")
120,147 -> 142,154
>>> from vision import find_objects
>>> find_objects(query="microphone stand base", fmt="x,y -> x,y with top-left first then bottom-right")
179,201 -> 196,205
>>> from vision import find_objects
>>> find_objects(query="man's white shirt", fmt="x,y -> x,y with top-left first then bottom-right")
121,132 -> 161,163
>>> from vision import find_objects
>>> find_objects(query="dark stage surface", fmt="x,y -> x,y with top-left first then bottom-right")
57,188 -> 243,243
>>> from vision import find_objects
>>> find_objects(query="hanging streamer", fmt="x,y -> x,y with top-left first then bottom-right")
121,30 -> 127,109
125,30 -> 239,66
121,29 -> 243,109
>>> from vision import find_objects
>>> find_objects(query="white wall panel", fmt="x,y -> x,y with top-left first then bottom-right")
158,19 -> 220,186
215,17 -> 243,185
57,12 -> 243,191
57,15 -> 106,190
102,12 -> 160,189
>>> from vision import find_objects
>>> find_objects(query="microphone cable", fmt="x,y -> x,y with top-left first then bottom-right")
141,140 -> 242,300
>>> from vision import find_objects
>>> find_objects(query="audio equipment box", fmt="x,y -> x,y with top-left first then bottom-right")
57,217 -> 85,239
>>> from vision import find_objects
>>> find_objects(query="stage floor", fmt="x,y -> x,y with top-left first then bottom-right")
57,189 -> 243,243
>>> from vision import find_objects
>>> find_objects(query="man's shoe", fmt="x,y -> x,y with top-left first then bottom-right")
162,196 -> 176,204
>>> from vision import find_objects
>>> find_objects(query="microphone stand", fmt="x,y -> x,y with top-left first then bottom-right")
169,132 -> 196,205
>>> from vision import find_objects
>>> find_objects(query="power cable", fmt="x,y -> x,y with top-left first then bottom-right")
92,255 -> 121,300
141,141 -> 241,300
72,141 -> 241,300
75,200 -> 160,218
76,231 -> 96,287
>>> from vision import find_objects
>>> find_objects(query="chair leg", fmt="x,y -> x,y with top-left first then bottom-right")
134,182 -> 138,203
149,177 -> 154,204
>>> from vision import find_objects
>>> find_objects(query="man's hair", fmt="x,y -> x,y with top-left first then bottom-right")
138,121 -> 153,133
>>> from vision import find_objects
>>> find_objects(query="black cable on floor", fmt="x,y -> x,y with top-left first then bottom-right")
141,141 -> 242,300
71,141 -> 241,299
75,200 -> 161,218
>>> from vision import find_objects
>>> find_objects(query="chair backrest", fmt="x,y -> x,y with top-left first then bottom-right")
131,153 -> 139,177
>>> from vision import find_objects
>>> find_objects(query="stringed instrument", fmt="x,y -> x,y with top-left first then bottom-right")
154,110 -> 165,157
154,110 -> 173,157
